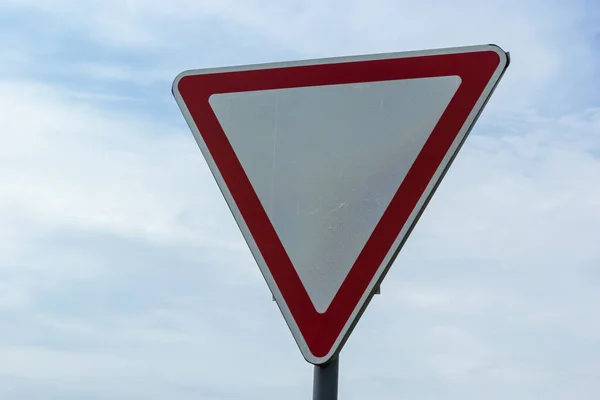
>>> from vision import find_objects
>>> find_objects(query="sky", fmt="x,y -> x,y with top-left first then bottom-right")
1,0 -> 599,399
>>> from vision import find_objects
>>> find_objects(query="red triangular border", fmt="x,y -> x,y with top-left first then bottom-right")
176,48 -> 504,360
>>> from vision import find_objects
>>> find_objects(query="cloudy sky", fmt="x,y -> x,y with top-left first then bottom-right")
1,0 -> 599,399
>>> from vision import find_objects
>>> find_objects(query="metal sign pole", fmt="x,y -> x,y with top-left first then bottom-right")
312,356 -> 339,400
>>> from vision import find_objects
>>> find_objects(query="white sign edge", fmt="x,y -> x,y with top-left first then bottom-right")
171,44 -> 510,365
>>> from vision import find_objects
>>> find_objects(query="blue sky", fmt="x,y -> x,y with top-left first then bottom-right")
1,0 -> 599,399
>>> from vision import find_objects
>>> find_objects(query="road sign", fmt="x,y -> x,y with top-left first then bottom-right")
172,44 -> 509,365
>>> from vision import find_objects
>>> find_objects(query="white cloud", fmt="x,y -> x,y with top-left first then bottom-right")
0,80 -> 244,250
414,108 -> 600,265
2,0 -> 597,111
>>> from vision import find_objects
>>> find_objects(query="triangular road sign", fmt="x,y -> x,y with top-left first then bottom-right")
172,44 -> 509,365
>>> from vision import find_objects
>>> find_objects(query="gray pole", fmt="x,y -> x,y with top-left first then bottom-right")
312,356 -> 339,400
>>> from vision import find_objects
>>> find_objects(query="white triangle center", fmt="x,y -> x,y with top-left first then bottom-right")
209,76 -> 461,313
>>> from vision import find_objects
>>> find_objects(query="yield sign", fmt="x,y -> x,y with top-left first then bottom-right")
172,44 -> 509,365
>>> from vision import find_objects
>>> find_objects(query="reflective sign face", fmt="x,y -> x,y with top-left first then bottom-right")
208,76 -> 461,313
173,45 -> 509,364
